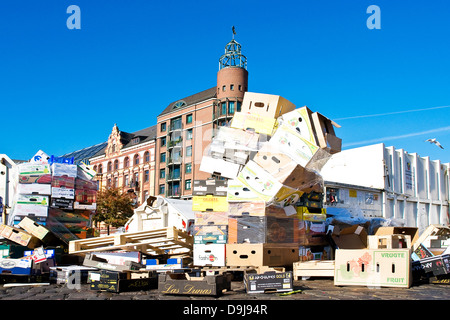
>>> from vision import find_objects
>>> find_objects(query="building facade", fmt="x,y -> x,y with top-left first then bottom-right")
89,124 -> 157,206
154,37 -> 248,199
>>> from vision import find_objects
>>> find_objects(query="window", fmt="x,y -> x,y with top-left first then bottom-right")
185,179 -> 191,190
98,164 -> 102,174
222,85 -> 226,92
185,163 -> 192,174
159,184 -> 165,195
221,102 -> 226,115
161,122 -> 166,132
124,175 -> 129,187
237,101 -> 242,112
186,146 -> 192,157
114,177 -> 118,188
134,154 -> 139,165
144,190 -> 149,201
132,137 -> 140,144
186,128 -> 193,140
107,178 -> 111,187
160,168 -> 166,179
186,114 -> 193,124
160,152 -> 166,163
228,101 -> 235,114
230,84 -> 234,91
124,157 -> 129,168
144,151 -> 150,162
114,160 -> 119,170
144,170 -> 149,183
238,85 -> 242,91
160,137 -> 166,147
107,161 -> 112,173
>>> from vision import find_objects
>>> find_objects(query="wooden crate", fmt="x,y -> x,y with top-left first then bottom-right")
69,227 -> 193,256
293,260 -> 335,279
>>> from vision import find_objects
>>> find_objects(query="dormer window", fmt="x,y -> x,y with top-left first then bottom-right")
172,100 -> 186,110
132,137 -> 140,144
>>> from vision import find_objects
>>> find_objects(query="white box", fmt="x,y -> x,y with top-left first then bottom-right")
199,156 -> 241,179
278,106 -> 316,145
13,204 -> 49,217
51,187 -> 75,199
17,184 -> 51,196
268,124 -> 319,167
51,163 -> 77,178
193,244 -> 226,267
240,92 -> 296,119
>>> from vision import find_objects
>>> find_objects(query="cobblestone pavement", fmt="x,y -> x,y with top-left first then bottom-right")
0,278 -> 449,301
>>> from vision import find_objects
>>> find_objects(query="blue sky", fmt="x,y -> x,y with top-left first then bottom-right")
1,0 -> 449,163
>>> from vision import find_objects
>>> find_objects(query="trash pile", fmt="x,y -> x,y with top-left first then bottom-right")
0,150 -> 98,284
0,92 -> 449,297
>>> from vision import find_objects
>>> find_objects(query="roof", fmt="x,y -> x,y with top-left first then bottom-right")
61,142 -> 108,164
69,125 -> 157,160
158,86 -> 217,117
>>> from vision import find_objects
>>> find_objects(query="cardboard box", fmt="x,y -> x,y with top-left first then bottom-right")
18,174 -> 52,184
17,184 -> 51,196
18,163 -> 51,176
253,143 -> 322,190
297,207 -> 327,222
278,106 -> 317,144
334,249 -> 412,288
77,162 -> 97,181
158,272 -> 231,296
374,227 -> 419,247
368,234 -> 412,250
0,258 -> 33,275
51,163 -> 77,178
50,198 -> 74,210
199,156 -> 241,179
52,187 -> 75,199
49,265 -> 98,284
194,211 -> 229,225
310,112 -> 342,154
192,179 -> 228,196
192,196 -> 228,212
18,217 -> 56,243
75,189 -> 97,203
230,112 -> 278,136
75,178 -> 98,190
91,274 -> 157,293
268,124 -> 320,167
228,216 -> 298,244
16,194 -> 49,206
73,202 -> 97,210
213,126 -> 260,150
51,176 -> 75,189
193,225 -> 228,244
193,243 -> 226,267
226,243 -> 299,267
331,225 -> 368,249
210,140 -> 251,165
226,179 -> 263,202
0,224 -> 42,248
240,92 -> 296,119
245,271 -> 293,293
83,253 -> 144,272
227,201 -> 289,218
417,254 -> 450,276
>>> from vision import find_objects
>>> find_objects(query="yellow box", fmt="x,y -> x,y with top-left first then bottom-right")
296,207 -> 327,222
230,112 -> 278,136
240,92 -> 297,119
192,196 -> 229,212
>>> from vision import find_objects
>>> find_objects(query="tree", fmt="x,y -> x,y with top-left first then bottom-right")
94,187 -> 134,234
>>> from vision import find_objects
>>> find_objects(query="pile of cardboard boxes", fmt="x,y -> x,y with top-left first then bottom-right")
190,91 -> 342,292
0,150 -> 98,283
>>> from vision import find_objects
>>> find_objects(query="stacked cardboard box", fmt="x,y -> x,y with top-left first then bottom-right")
194,92 -> 341,270
9,151 -> 98,243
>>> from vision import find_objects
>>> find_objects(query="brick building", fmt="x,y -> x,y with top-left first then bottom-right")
155,37 -> 248,199
89,124 -> 157,205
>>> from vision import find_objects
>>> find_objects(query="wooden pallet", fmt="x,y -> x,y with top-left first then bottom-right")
293,260 -> 335,279
68,227 -> 193,256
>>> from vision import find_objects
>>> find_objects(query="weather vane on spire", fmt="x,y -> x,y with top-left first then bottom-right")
232,26 -> 236,39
